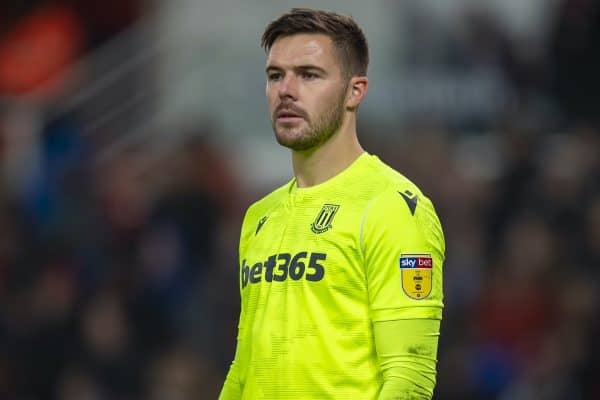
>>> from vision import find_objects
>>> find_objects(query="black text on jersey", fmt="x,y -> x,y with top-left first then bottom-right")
241,251 -> 326,288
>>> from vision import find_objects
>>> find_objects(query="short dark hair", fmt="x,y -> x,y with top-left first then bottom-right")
261,8 -> 369,77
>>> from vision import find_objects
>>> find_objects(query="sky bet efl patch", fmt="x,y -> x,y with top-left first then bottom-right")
399,254 -> 433,300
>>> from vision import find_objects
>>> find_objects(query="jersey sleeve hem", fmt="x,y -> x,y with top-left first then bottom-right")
371,306 -> 443,322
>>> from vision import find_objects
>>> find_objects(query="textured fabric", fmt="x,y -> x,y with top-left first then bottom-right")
220,152 -> 445,399
374,319 -> 441,399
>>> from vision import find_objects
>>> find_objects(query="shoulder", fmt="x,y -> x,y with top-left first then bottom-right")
239,179 -> 291,242
245,179 -> 291,218
237,180 -> 291,252
361,156 -> 444,249
362,155 -> 429,214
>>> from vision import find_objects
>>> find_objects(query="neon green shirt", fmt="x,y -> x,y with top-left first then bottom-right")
221,152 -> 444,399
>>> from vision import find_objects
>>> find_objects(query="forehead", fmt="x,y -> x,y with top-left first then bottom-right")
266,33 -> 339,70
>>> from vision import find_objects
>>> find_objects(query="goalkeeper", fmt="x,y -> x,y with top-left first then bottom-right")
220,8 -> 445,400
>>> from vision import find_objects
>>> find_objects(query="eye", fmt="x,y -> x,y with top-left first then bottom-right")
267,72 -> 282,82
301,71 -> 319,80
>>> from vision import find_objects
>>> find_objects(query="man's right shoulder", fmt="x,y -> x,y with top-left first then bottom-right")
244,180 -> 292,221
238,180 -> 291,244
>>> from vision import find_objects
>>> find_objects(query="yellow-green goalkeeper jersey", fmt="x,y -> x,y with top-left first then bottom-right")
227,152 -> 444,399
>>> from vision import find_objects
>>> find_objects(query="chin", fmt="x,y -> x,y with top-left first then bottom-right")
277,136 -> 319,152
275,128 -> 303,143
275,134 -> 305,150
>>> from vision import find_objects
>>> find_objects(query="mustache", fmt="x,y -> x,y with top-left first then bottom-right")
273,103 -> 308,120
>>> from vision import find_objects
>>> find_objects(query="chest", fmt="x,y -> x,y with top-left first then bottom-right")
240,201 -> 366,302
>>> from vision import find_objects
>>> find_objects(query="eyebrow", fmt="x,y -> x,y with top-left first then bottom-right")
265,64 -> 328,75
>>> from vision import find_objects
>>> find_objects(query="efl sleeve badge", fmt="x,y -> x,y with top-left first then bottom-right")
399,254 -> 433,300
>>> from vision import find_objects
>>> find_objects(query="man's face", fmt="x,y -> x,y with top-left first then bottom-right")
265,33 -> 349,151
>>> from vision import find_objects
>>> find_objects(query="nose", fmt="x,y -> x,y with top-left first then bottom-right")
278,74 -> 298,101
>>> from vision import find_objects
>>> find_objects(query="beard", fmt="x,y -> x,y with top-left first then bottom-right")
271,87 -> 347,152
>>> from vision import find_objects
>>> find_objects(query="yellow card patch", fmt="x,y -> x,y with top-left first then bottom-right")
399,254 -> 432,300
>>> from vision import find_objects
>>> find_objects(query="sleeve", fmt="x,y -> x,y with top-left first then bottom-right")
219,206 -> 257,399
374,318 -> 440,400
361,188 -> 445,322
361,188 -> 445,399
219,347 -> 243,399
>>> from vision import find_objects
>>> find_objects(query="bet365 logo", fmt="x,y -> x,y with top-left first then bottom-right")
241,251 -> 326,288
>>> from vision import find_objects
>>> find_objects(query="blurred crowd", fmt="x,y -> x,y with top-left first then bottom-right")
1,0 -> 599,399
364,125 -> 600,400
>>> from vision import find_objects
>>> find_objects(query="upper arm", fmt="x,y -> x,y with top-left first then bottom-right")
362,188 -> 445,322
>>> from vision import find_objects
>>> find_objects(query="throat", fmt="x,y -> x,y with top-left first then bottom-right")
292,134 -> 364,188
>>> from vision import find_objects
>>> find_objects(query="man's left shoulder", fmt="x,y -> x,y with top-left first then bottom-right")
366,179 -> 444,252
366,159 -> 431,217
368,185 -> 430,225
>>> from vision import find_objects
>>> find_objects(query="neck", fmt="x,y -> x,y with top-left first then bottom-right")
292,115 -> 364,188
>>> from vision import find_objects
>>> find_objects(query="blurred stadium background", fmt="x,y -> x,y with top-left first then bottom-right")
0,0 -> 599,399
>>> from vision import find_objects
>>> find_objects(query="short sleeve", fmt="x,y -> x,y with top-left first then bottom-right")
361,188 -> 445,322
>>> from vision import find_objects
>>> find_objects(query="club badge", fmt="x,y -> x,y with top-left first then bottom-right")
311,204 -> 339,234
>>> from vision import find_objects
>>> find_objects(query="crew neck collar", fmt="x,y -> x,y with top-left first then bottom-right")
288,152 -> 371,198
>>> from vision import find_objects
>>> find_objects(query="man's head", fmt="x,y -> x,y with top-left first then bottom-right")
262,8 -> 369,79
262,8 -> 369,151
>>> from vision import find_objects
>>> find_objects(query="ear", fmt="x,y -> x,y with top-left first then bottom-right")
346,76 -> 368,110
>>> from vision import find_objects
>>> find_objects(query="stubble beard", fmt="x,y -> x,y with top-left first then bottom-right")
271,89 -> 347,152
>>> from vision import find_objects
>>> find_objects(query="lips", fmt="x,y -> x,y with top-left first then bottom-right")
278,111 -> 301,118
275,105 -> 305,121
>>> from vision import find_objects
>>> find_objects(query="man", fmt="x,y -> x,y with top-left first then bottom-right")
220,8 -> 444,400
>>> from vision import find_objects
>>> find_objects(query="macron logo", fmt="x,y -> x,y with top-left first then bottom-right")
255,216 -> 268,235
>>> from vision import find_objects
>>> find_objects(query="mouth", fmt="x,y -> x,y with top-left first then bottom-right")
277,116 -> 304,124
276,109 -> 304,123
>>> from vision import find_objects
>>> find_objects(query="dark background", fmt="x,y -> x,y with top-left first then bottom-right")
0,1 -> 598,398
